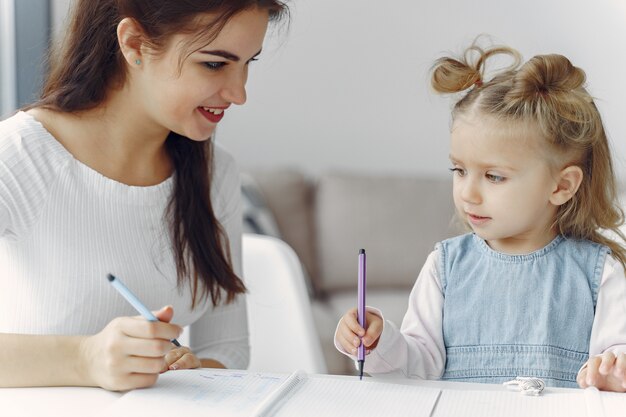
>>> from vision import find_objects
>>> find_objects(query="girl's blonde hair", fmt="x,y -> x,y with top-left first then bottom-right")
431,42 -> 626,268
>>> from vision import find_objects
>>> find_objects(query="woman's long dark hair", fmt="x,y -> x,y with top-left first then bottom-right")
33,0 -> 288,307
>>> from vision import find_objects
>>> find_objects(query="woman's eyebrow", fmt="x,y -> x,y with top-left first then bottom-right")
199,49 -> 262,62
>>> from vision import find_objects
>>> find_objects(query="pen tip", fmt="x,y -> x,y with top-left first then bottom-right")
107,274 -> 115,282
359,248 -> 365,254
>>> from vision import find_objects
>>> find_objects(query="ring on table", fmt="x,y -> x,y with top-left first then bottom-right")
503,376 -> 546,396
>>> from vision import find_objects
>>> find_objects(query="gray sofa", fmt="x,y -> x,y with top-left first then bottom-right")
242,169 -> 462,375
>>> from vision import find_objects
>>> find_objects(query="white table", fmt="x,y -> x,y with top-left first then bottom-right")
0,371 -> 621,417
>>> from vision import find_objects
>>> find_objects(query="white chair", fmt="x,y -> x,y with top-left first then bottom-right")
243,233 -> 328,374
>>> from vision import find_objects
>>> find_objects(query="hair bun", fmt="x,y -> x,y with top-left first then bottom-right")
512,54 -> 586,99
431,45 -> 521,94
431,57 -> 482,93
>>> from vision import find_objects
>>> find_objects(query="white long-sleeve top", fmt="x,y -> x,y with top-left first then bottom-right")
0,111 -> 249,369
335,248 -> 626,378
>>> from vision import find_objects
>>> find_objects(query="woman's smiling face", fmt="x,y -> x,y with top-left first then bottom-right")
136,7 -> 270,141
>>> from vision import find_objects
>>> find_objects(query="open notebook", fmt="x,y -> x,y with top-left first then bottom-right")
98,369 -> 626,417
98,369 -> 441,417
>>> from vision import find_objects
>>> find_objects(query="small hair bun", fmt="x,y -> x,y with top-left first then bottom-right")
431,45 -> 520,94
511,54 -> 586,99
431,57 -> 482,93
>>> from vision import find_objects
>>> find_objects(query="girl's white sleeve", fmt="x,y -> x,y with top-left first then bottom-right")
188,148 -> 250,369
334,249 -> 446,378
589,254 -> 626,356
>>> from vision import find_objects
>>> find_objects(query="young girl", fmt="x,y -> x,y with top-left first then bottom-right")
335,43 -> 626,391
0,0 -> 287,391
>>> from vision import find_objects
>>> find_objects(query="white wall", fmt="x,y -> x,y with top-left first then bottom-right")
0,0 -> 16,118
218,0 -> 626,178
51,0 -> 70,41
51,0 -> 626,178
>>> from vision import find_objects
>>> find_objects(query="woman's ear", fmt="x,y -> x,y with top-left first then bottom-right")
550,165 -> 583,206
117,17 -> 145,67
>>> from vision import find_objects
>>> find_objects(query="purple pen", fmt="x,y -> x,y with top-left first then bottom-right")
357,248 -> 366,380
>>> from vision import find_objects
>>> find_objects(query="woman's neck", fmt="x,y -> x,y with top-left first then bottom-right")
28,88 -> 173,186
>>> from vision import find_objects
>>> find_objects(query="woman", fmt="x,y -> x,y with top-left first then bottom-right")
0,0 -> 287,391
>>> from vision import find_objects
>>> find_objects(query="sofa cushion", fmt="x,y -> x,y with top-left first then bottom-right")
314,172 -> 459,292
245,169 -> 319,292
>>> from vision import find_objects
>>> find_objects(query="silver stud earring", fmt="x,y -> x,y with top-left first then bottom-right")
135,59 -> 141,65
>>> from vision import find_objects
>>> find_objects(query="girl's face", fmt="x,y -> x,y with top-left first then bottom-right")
449,114 -> 561,254
135,7 -> 269,141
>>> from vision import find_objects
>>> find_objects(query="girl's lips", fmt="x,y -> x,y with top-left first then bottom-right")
467,213 -> 491,226
198,107 -> 225,123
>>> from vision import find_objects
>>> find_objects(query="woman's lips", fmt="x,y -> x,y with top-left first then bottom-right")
198,106 -> 225,123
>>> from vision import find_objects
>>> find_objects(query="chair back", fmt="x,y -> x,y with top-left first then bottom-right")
243,233 -> 327,374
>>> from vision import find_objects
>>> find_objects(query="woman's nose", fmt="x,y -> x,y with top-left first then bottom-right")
221,71 -> 247,105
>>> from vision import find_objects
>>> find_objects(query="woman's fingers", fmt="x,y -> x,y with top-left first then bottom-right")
153,305 -> 175,323
123,336 -> 173,358
166,348 -> 201,371
116,316 -> 182,342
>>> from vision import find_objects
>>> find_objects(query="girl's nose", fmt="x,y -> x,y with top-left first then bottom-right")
460,178 -> 482,204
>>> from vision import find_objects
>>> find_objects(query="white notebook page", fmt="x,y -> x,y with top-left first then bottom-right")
99,369 -> 289,417
273,375 -> 442,417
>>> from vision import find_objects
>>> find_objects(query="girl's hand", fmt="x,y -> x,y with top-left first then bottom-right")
577,352 -> 626,392
336,308 -> 383,356
79,306 -> 183,391
163,346 -> 201,371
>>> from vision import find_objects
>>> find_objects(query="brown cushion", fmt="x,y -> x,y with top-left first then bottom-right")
314,172 -> 459,292
246,169 -> 319,291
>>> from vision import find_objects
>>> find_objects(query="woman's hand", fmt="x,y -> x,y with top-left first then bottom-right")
577,351 -> 626,392
335,308 -> 383,356
79,306 -> 183,391
163,346 -> 201,371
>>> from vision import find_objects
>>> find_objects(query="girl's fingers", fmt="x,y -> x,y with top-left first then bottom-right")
585,356 -> 602,386
599,351 -> 617,375
337,331 -> 359,355
614,353 -> 626,386
341,309 -> 365,336
363,318 -> 383,347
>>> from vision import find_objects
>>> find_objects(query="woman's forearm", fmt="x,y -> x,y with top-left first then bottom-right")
0,333 -> 90,387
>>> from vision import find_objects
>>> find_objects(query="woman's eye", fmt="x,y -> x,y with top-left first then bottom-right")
246,57 -> 259,65
449,167 -> 466,177
486,173 -> 505,183
203,62 -> 226,70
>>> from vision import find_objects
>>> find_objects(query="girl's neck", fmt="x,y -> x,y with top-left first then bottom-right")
485,228 -> 559,255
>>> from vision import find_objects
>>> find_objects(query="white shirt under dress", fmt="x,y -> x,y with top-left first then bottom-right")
0,111 -> 248,369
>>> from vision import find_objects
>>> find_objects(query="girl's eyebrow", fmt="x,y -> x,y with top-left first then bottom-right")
199,49 -> 262,62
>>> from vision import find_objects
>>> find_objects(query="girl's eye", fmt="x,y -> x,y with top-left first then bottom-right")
486,173 -> 506,183
246,57 -> 259,65
449,167 -> 466,177
203,62 -> 226,70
